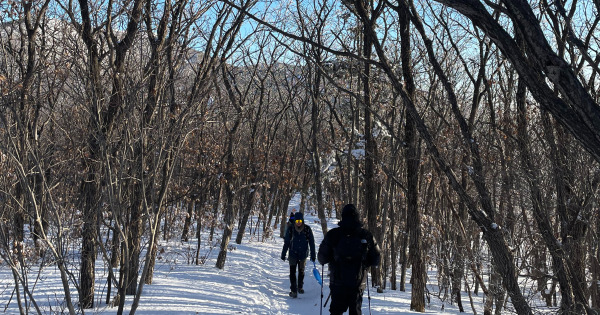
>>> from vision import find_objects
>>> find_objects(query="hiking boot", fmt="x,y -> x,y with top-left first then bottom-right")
298,288 -> 304,294
289,291 -> 298,298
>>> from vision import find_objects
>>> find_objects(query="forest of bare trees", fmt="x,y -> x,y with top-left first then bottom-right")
0,0 -> 599,314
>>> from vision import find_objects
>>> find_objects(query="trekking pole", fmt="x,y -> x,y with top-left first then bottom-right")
323,292 -> 331,307
320,264 -> 324,315
366,270 -> 372,315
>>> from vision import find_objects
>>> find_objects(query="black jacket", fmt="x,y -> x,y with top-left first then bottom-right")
318,218 -> 380,288
282,213 -> 316,261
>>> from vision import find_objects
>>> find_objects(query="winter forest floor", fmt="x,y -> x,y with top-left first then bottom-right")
0,195 -> 555,314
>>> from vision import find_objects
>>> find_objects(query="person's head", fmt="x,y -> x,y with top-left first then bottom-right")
339,203 -> 361,229
294,212 -> 304,227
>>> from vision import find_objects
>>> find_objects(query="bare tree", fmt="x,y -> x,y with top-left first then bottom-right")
394,1 -> 426,310
434,0 -> 600,163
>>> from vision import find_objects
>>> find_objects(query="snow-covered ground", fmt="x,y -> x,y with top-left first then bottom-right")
1,196 -> 527,314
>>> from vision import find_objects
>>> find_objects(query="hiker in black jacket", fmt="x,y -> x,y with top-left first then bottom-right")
318,204 -> 381,315
281,211 -> 316,298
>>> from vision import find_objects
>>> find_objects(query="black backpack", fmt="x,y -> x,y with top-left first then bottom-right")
332,230 -> 369,287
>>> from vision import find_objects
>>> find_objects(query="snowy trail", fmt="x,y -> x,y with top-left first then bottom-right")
0,195 -> 480,314
116,199 -> 332,315
84,193 -> 329,314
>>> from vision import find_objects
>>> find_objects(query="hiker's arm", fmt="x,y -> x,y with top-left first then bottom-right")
281,228 -> 292,260
317,234 -> 331,265
365,233 -> 381,267
309,229 -> 316,262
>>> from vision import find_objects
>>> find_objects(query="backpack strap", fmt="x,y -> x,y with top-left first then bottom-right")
303,225 -> 311,240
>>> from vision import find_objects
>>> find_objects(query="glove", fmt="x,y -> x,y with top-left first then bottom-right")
281,253 -> 286,261
310,256 -> 316,263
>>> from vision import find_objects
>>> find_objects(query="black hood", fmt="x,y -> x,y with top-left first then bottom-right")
338,204 -> 362,230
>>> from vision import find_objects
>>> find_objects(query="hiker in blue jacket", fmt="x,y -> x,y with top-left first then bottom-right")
281,211 -> 316,298
318,204 -> 380,315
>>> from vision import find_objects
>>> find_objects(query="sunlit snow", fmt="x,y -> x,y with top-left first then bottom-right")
0,195 -> 553,314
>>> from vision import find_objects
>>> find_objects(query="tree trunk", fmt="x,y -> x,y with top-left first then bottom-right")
80,174 -> 98,307
310,57 -> 328,235
216,63 -> 242,269
32,172 -> 48,256
299,174 -> 309,214
515,76 -> 591,314
195,205 -> 203,265
209,183 -> 223,242
352,0 -> 382,290
451,201 -> 466,313
279,193 -> 293,238
235,189 -> 256,244
592,220 -> 600,308
215,173 -> 235,269
542,112 -> 591,305
77,0 -> 144,305
397,2 -> 424,310
126,197 -> 144,295
389,184 -> 398,291
182,200 -> 195,242
107,220 -> 120,305
406,106 -> 425,312
399,203 -> 408,292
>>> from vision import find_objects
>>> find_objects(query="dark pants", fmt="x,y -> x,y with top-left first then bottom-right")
288,257 -> 306,292
329,285 -> 364,315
